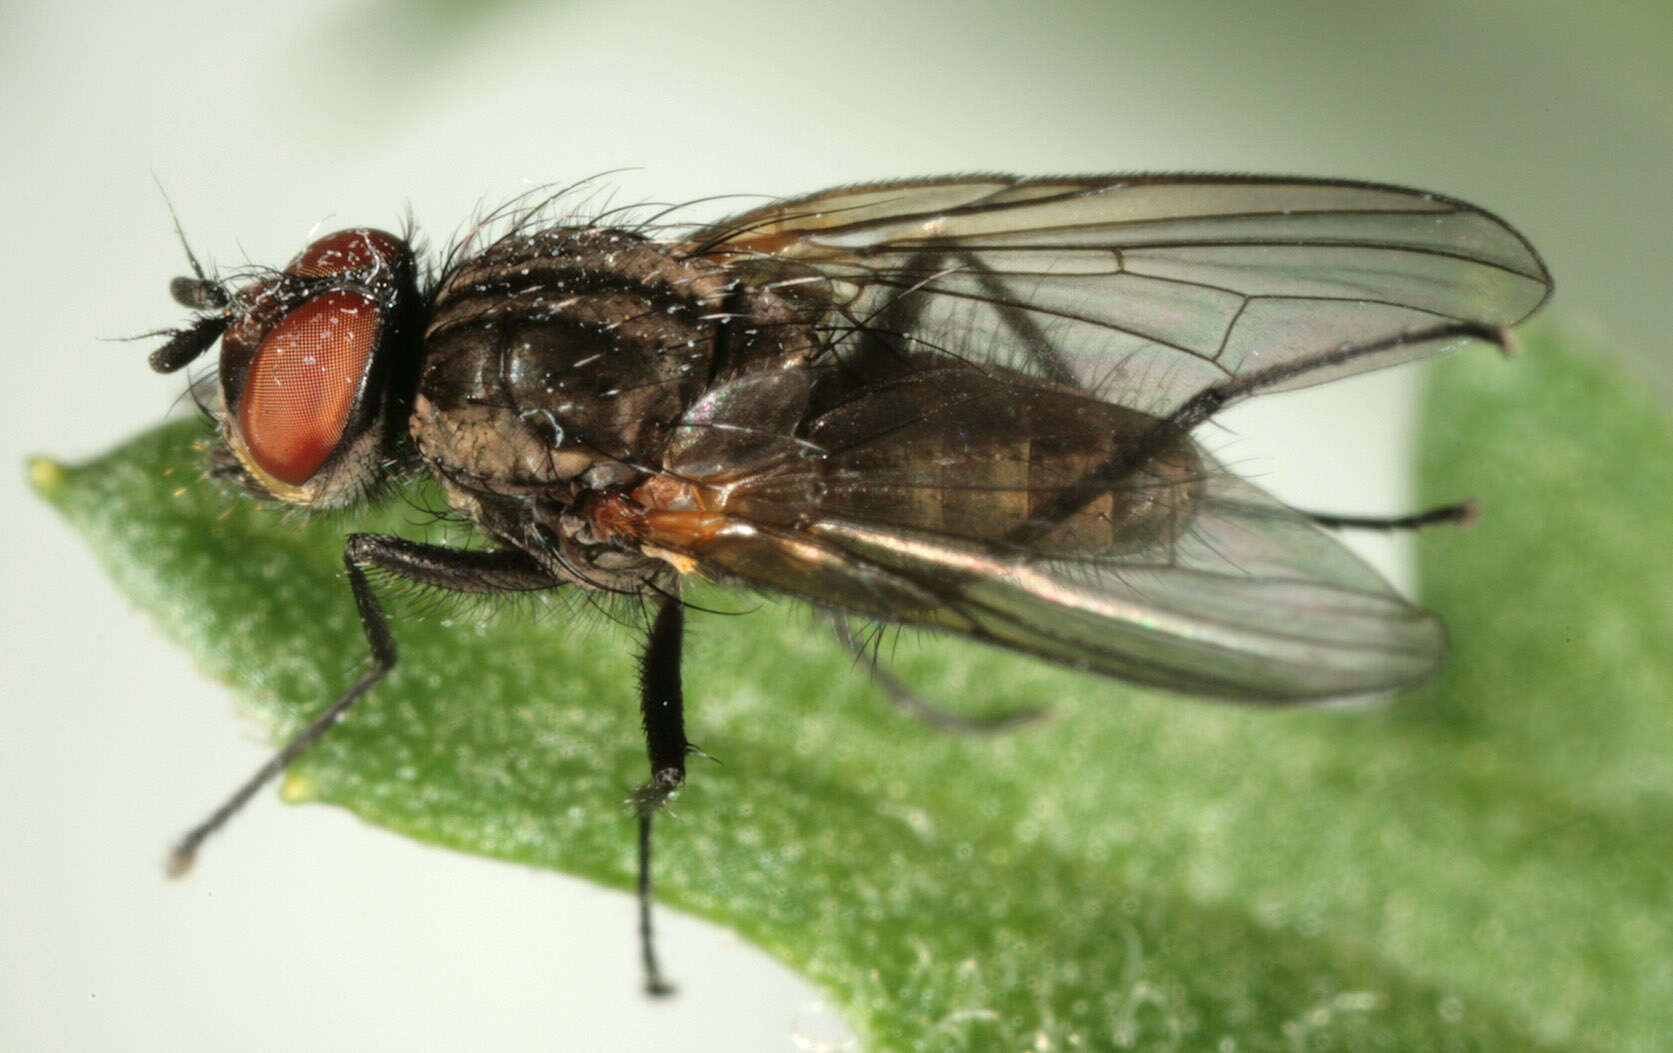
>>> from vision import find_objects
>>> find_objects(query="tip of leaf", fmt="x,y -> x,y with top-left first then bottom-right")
27,455 -> 68,499
280,769 -> 314,804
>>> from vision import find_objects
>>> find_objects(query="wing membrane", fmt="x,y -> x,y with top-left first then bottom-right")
696,175 -> 1551,409
654,359 -> 1442,702
658,454 -> 1440,702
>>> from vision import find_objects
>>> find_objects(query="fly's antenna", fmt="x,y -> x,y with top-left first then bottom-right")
144,177 -> 231,375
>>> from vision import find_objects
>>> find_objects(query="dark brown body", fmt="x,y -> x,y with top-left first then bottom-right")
409,227 -> 1203,608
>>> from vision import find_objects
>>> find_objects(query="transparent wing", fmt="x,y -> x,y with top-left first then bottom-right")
650,451 -> 1439,702
694,175 -> 1551,409
815,464 -> 1443,700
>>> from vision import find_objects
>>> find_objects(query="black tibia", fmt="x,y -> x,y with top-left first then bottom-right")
827,616 -> 1049,734
166,534 -> 560,877
1013,321 -> 1510,544
634,594 -> 688,998
637,595 -> 689,797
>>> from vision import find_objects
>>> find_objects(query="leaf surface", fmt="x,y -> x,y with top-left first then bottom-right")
34,325 -> 1669,1050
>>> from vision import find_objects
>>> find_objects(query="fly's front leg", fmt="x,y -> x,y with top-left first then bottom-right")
166,534 -> 559,876
632,594 -> 688,997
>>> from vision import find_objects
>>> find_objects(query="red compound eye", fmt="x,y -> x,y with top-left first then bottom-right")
236,288 -> 381,486
285,228 -> 408,279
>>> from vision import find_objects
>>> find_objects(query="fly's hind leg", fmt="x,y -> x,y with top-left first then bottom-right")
1298,500 -> 1479,532
828,615 -> 1049,734
166,535 -> 560,875
1010,321 -> 1513,544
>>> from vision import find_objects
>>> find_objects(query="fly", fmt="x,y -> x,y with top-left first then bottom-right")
145,174 -> 1552,995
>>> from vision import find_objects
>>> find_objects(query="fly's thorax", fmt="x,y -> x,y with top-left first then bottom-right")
409,226 -> 815,497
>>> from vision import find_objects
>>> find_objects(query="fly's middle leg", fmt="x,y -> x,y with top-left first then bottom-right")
633,593 -> 689,997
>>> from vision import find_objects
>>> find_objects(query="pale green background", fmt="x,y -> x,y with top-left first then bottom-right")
4,2 -> 1667,1050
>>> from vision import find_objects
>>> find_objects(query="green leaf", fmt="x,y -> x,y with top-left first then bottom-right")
31,324 -> 1669,1050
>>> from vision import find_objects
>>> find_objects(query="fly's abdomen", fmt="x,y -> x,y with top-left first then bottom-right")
735,367 -> 1202,556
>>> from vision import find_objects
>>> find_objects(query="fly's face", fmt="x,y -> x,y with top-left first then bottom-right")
156,228 -> 422,506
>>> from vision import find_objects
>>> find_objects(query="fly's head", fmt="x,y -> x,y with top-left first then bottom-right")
151,228 -> 423,507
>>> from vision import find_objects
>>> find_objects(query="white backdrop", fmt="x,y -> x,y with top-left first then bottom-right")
4,2 -> 1667,1050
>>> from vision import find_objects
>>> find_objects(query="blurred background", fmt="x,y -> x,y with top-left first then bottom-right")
4,1 -> 1668,1050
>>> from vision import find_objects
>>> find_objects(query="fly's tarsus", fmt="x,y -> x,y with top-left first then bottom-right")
1303,499 -> 1481,532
